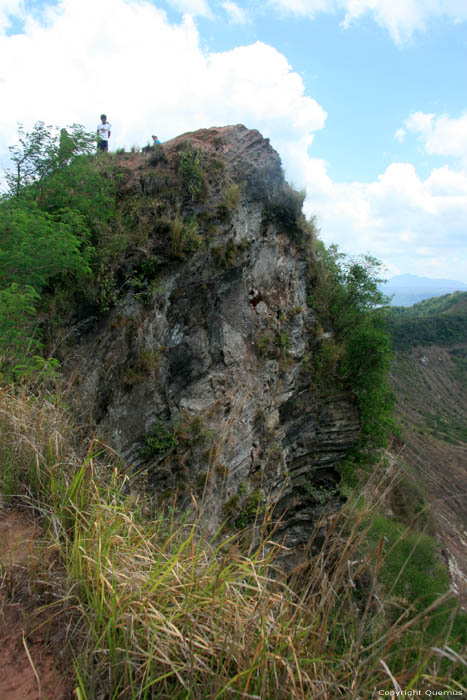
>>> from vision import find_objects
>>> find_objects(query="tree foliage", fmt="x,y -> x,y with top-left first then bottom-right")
310,241 -> 395,454
0,201 -> 92,290
6,121 -> 96,197
0,122 -> 116,382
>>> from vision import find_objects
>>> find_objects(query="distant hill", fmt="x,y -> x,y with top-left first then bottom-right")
381,274 -> 467,306
386,290 -> 467,349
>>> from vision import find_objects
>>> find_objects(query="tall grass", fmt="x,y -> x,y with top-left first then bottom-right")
0,388 -> 465,699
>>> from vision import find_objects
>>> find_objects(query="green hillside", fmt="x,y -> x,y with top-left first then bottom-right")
387,291 -> 467,349
388,289 -> 467,614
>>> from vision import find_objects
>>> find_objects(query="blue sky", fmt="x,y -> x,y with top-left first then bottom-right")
1,0 -> 467,282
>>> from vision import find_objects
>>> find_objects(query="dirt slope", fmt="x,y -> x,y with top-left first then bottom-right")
0,509 -> 74,700
391,344 -> 467,604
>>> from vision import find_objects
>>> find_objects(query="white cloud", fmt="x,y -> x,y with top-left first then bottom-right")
0,0 -> 24,32
0,0 -> 325,175
268,0 -> 335,17
221,1 -> 248,24
302,157 -> 467,279
267,0 -> 467,44
406,111 -> 467,163
205,43 -> 326,140
394,128 -> 405,143
165,0 -> 212,18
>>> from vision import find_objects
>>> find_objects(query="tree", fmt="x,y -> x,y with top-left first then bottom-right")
0,122 -> 104,383
0,202 -> 92,291
6,121 -> 96,197
311,241 -> 395,452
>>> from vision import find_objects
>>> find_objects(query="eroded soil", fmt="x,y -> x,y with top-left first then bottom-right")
0,508 -> 74,700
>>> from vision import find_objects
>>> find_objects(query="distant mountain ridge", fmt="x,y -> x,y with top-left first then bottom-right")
381,274 -> 467,306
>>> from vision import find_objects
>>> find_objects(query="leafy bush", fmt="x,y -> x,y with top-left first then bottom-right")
364,512 -> 466,643
270,183 -> 306,234
0,284 -> 52,382
148,143 -> 167,166
0,200 -> 92,290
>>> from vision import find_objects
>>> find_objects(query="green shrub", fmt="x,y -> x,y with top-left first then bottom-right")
312,334 -> 345,386
148,143 -> 167,167
139,420 -> 177,457
0,284 -> 59,383
0,123 -> 126,382
0,201 -> 92,291
6,121 -> 96,196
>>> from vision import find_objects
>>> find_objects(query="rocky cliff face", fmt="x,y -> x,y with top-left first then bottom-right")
69,125 -> 360,544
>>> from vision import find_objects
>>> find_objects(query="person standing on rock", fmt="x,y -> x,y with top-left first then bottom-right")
97,114 -> 111,152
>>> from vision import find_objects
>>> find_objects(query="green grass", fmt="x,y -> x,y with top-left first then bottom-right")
0,389 -> 466,699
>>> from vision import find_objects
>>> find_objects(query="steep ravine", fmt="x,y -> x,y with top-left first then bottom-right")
67,125 -> 360,544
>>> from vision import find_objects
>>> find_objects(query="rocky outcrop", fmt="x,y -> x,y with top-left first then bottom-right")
69,125 -> 360,542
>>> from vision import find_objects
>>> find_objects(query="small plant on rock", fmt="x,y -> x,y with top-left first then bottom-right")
177,147 -> 206,200
139,420 -> 177,457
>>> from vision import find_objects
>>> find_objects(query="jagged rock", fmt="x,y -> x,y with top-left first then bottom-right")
68,125 -> 360,540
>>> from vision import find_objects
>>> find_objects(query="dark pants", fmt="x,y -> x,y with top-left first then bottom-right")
97,140 -> 108,152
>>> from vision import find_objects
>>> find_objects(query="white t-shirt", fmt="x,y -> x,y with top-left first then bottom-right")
97,122 -> 111,141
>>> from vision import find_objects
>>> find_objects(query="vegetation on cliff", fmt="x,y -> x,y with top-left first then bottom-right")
1,122 -> 394,457
0,123 -> 465,697
309,242 -> 395,454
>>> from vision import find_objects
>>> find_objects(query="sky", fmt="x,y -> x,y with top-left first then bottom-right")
1,0 -> 467,282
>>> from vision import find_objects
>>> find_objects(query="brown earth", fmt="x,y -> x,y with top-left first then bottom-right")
0,508 -> 75,700
391,344 -> 467,606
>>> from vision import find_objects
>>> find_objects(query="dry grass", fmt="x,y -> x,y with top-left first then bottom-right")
0,388 -> 465,699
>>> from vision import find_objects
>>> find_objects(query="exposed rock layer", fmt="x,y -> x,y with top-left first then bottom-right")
70,125 -> 360,541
